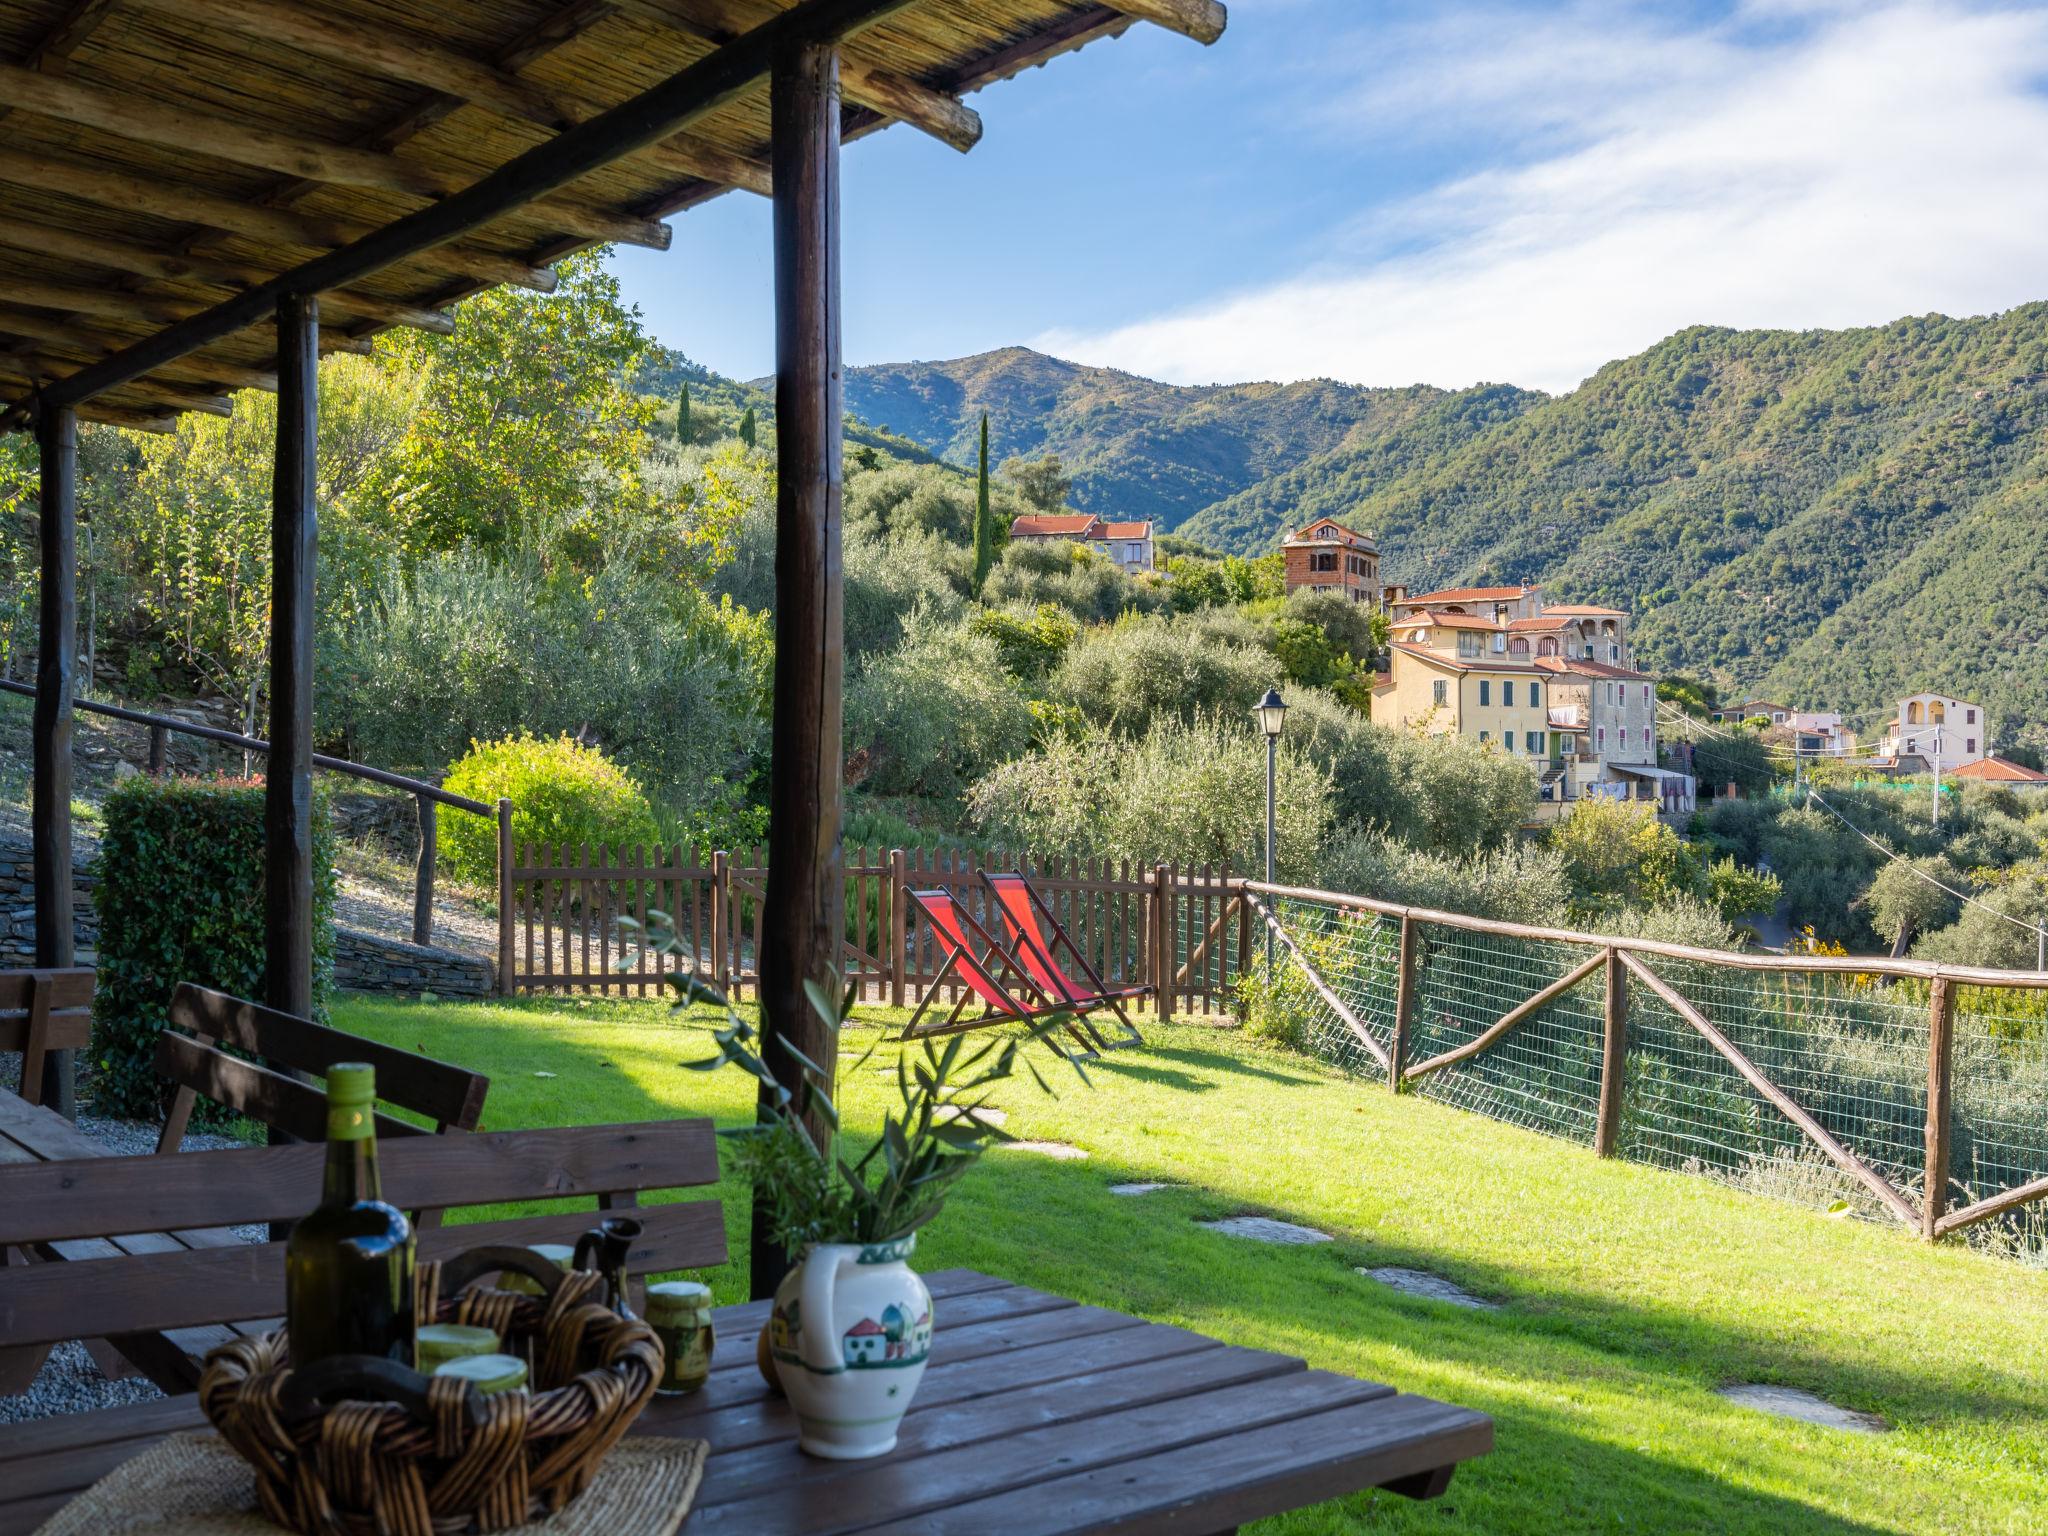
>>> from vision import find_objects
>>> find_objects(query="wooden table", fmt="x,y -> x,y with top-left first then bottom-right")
0,1268 -> 1491,1534
0,1090 -> 258,1394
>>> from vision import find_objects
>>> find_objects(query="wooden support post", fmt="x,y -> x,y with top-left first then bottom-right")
889,847 -> 908,1009
711,849 -> 730,996
1923,975 -> 1956,1239
494,798 -> 515,995
147,722 -> 167,775
1153,864 -> 1174,1021
33,399 -> 77,1120
1389,914 -> 1416,1093
1595,946 -> 1626,1156
414,791 -> 437,948
264,294 -> 317,1026
754,35 -> 846,1301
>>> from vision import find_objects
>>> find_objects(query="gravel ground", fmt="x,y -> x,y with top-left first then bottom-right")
0,1092 -> 259,1425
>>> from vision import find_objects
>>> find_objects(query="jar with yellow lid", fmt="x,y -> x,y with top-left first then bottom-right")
644,1281 -> 715,1396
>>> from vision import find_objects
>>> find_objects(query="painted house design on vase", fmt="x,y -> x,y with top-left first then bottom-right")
843,1303 -> 933,1368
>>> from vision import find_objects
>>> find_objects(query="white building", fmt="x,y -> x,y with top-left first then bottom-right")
1880,694 -> 1988,772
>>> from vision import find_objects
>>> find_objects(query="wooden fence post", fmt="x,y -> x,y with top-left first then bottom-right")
711,849 -> 731,998
1235,879 -> 1254,1002
1389,913 -> 1417,1092
889,847 -> 908,1010
1153,863 -> 1174,1021
1595,945 -> 1626,1155
1923,975 -> 1956,1240
147,723 -> 167,776
413,791 -> 437,947
494,797 -> 514,997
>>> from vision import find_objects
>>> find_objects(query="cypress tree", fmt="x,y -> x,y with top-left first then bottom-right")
676,382 -> 690,443
739,404 -> 757,449
971,411 -> 996,596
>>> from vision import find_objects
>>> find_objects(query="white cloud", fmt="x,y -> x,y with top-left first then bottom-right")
1032,2 -> 2048,393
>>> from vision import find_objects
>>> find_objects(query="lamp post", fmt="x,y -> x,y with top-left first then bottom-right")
1253,688 -> 1288,978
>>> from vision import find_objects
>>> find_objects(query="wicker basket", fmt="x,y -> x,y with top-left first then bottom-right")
198,1246 -> 664,1536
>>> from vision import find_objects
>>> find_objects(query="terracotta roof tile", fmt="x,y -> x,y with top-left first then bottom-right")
1397,585 -> 1536,604
1009,514 -> 1099,537
1098,521 -> 1152,539
1951,756 -> 2048,783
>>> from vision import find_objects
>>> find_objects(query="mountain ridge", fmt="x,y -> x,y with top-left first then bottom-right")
839,314 -> 2048,750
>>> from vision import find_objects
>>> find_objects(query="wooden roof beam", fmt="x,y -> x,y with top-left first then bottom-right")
76,403 -> 177,434
0,362 -> 226,421
2,278 -> 384,352
0,148 -> 557,293
0,219 -> 455,334
30,0 -> 923,415
0,309 -> 279,392
612,0 -> 982,151
1110,0 -> 1228,44
118,0 -> 772,198
0,63 -> 672,250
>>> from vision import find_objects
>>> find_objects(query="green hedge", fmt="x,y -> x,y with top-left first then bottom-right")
91,775 -> 337,1119
438,732 -> 660,884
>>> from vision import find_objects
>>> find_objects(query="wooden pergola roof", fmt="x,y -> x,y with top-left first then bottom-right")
0,0 -> 1223,433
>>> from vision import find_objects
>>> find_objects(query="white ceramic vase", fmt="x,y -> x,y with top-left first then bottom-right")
768,1234 -> 933,1459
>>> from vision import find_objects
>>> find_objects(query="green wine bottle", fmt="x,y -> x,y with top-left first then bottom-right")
285,1062 -> 417,1370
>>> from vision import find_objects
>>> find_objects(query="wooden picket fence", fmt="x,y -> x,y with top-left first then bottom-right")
499,844 -> 1248,1017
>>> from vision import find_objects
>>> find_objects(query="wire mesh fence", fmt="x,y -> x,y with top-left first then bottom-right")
1244,881 -> 2048,1256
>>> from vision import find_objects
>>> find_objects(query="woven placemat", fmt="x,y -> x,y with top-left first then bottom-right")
35,1432 -> 708,1536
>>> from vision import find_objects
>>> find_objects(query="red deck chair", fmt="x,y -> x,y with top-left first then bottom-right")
980,871 -> 1147,1049
899,888 -> 1102,1054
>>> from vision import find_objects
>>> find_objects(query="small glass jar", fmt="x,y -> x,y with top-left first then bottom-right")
644,1281 -> 715,1396
500,1243 -> 577,1296
433,1353 -> 528,1396
416,1323 -> 501,1373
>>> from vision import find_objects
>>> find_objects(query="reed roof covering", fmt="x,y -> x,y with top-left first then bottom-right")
0,0 -> 1224,434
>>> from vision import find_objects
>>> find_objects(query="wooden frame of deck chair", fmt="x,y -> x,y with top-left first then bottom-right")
0,968 -> 94,1108
898,887 -> 1102,1056
979,870 -> 1148,1050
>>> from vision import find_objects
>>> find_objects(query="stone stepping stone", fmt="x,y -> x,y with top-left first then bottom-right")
1716,1385 -> 1888,1433
1108,1182 -> 1176,1196
1200,1216 -> 1332,1245
934,1104 -> 1007,1127
998,1140 -> 1088,1160
1358,1267 -> 1499,1311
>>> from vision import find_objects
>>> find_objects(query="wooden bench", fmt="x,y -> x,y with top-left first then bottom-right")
0,1119 -> 724,1394
0,967 -> 93,1108
156,982 -> 491,1154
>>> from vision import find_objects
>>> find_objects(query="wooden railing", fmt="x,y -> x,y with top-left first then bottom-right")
500,844 -> 1247,1016
0,681 -> 506,949
1243,880 -> 2048,1245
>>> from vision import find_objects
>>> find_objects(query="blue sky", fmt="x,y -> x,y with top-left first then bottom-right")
610,0 -> 2048,394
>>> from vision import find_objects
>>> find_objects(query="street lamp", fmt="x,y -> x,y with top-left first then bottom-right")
1253,688 -> 1288,977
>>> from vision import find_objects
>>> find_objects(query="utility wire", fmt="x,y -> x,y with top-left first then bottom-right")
1802,787 -> 2048,954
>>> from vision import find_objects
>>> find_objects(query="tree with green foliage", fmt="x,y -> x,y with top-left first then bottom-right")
676,382 -> 691,443
373,252 -> 653,555
1000,452 -> 1071,514
971,412 -> 996,596
738,405 -> 757,450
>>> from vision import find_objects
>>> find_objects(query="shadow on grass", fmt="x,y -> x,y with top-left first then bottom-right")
339,997 -> 2033,1536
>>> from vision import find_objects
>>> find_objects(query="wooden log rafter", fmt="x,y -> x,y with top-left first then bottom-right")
0,0 -> 113,130
0,147 -> 557,293
1109,0 -> 1228,45
612,0 -> 982,151
26,0 -> 925,416
120,0 -> 773,197
0,309 -> 279,392
1615,950 -> 1921,1229
0,218 -> 454,334
0,63 -> 674,250
0,359 -> 230,419
1402,949 -> 1608,1083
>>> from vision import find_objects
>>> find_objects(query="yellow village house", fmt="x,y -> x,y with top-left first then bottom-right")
1376,585 -> 1689,814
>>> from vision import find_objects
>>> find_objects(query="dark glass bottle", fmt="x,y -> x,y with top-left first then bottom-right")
285,1062 -> 417,1369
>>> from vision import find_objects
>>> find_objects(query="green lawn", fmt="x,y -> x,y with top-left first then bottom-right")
333,993 -> 2048,1536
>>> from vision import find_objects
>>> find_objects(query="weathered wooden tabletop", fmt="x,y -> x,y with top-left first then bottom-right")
0,1268 -> 1491,1535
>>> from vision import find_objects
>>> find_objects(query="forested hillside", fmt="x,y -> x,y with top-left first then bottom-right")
871,315 -> 2048,750
839,347 -> 1460,529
